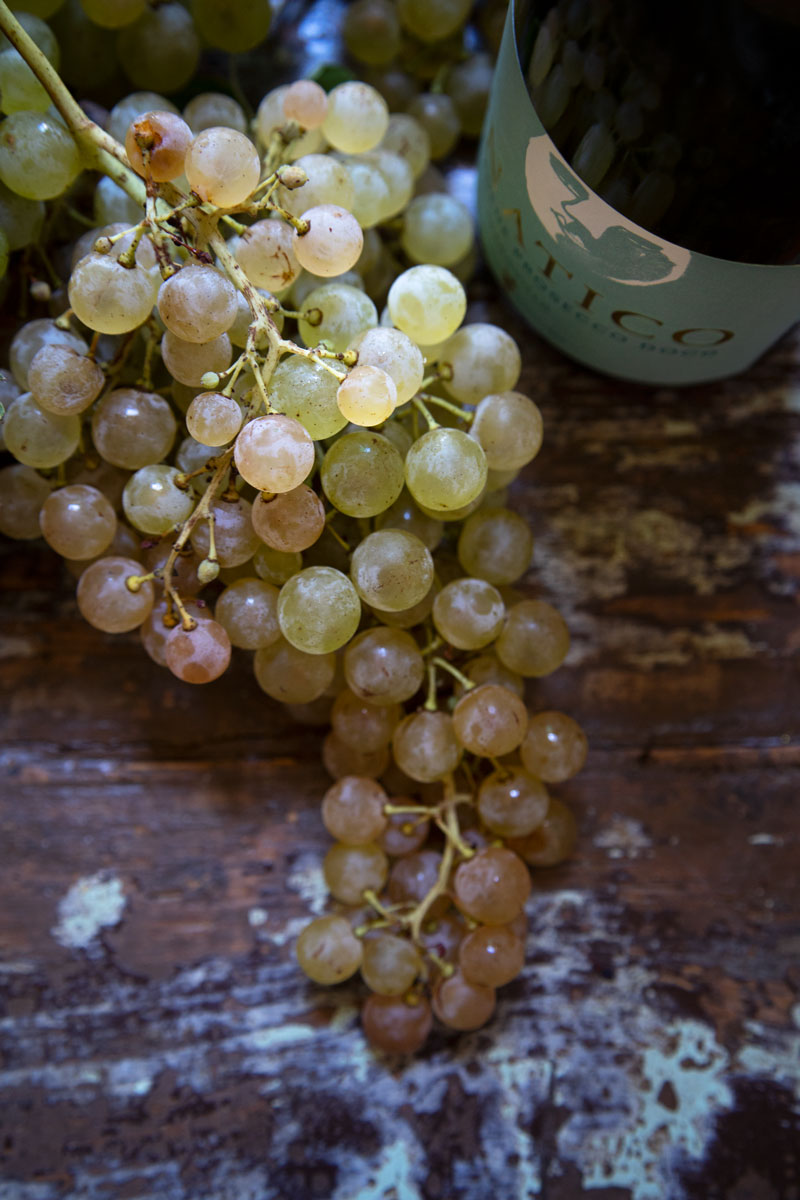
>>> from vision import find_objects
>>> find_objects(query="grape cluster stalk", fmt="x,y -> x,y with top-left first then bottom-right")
0,0 -> 586,1054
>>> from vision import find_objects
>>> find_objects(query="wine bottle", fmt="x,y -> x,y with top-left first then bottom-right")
478,0 -> 800,385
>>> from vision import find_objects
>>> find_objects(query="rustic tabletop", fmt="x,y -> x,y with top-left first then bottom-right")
2,3 -> 800,1198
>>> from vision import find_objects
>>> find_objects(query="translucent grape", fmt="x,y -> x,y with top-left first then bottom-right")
330,692 -> 401,753
157,265 -> 238,344
396,0 -> 472,42
459,925 -> 525,988
452,683 -> 528,758
276,153 -> 354,218
321,776 -> 388,844
440,323 -> 521,406
453,846 -> 531,925
344,626 -> 424,706
379,809 -> 430,858
0,464 -> 51,539
387,265 -> 466,345
0,111 -> 81,200
278,565 -> 361,654
122,464 -> 195,535
407,92 -> 461,160
293,204 -> 363,278
338,155 -> 390,229
161,331 -> 232,388
471,392 -> 543,471
322,732 -> 389,781
298,283 -> 377,353
520,711 -> 588,782
192,0 -> 272,52
337,365 -> 396,427
107,90 -> 178,143
184,127 -> 260,208
361,934 -> 420,996
362,993 -> 432,1053
9,318 -> 86,388
125,110 -> 192,182
507,798 -> 578,867
457,508 -> 533,585
379,114 -> 430,181
28,345 -> 104,416
0,179 -> 44,250
80,0 -> 146,28
119,3 -> 200,93
39,484 -> 116,560
405,427 -> 487,513
253,544 -> 302,587
186,392 -> 242,447
350,529 -> 433,613
392,711 -> 461,783
323,842 -> 389,906
3,392 -> 79,468
190,497 -> 260,568
268,355 -> 346,441
477,767 -> 550,839
255,85 -> 324,161
214,578 -> 280,650
77,555 -> 154,633
254,637 -> 335,703
92,388 -> 176,470
236,219 -> 301,291
343,0 -> 401,66
375,491 -> 442,551
165,618 -> 231,684
432,577 -> 505,650
349,327 -> 423,406
322,82 -> 388,155
401,194 -> 473,267
94,174 -> 142,226
282,79 -> 327,129
496,600 -> 570,677
68,253 -> 157,335
320,431 -> 404,518
234,413 -> 314,493
0,23 -> 59,113
445,52 -> 493,137
251,484 -> 324,553
296,915 -> 363,985
183,92 -> 247,136
462,653 -> 525,699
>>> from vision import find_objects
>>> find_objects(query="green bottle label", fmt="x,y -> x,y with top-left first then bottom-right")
478,0 -> 800,385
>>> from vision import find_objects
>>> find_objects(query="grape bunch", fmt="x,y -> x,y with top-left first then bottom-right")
0,0 -> 586,1053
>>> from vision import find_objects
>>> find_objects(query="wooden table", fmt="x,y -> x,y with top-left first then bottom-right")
2,302 -> 798,1198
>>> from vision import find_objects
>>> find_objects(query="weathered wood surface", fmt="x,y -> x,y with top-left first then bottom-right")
2,306 -> 799,1200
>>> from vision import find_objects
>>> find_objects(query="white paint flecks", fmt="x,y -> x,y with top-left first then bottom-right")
748,833 -> 785,846
248,906 -> 268,927
51,871 -> 126,951
595,816 -> 653,859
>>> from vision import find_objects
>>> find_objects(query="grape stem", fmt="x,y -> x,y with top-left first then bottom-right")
411,396 -> 439,431
162,448 -> 235,629
420,392 -> 474,424
431,656 -> 475,692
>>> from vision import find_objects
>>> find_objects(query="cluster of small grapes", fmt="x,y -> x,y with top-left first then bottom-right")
0,1 -> 587,1052
527,0 -> 684,233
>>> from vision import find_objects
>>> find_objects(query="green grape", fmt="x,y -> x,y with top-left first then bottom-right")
278,566 -> 362,654
296,915 -> 363,985
0,111 -> 81,200
122,464 -> 195,535
269,354 -> 347,441
396,0 -> 472,42
119,3 -> 200,93
3,392 -> 80,468
496,600 -> 570,678
471,391 -> 544,471
0,20 -> 60,113
80,0 -> 147,28
320,430 -> 405,518
298,282 -> 377,353
321,81 -> 389,155
0,179 -> 44,250
400,193 -> 474,267
254,636 -> 336,703
253,543 -> 302,586
350,529 -> 434,612
404,428 -> 487,513
191,0 -> 272,52
457,507 -> 533,585
387,265 -> 466,345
